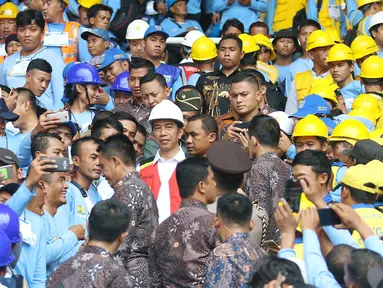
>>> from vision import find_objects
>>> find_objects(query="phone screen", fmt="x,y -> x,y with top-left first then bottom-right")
284,179 -> 303,213
0,165 -> 13,180
318,208 -> 342,226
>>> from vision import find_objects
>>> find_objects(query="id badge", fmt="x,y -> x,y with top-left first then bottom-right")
19,218 -> 36,247
328,5 -> 341,21
44,32 -> 69,47
9,59 -> 31,77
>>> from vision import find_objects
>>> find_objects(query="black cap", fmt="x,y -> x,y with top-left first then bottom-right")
5,33 -> 19,50
0,148 -> 19,167
207,141 -> 252,175
0,183 -> 20,196
272,28 -> 299,47
343,139 -> 383,164
0,98 -> 18,122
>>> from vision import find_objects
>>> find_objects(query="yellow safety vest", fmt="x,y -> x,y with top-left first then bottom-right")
272,0 -> 306,32
352,205 -> 383,247
257,61 -> 279,84
294,70 -> 334,102
44,21 -> 80,65
318,0 -> 342,34
357,16 -> 370,37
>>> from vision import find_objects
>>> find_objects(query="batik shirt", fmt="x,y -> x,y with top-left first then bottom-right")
244,152 -> 292,241
204,232 -> 267,287
47,245 -> 133,288
114,99 -> 152,134
113,172 -> 159,288
149,199 -> 219,287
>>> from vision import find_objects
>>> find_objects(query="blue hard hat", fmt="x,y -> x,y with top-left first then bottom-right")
144,25 -> 169,40
62,61 -> 79,80
111,71 -> 132,93
97,48 -> 130,71
290,94 -> 331,119
0,229 -> 15,267
66,63 -> 106,86
0,204 -> 20,244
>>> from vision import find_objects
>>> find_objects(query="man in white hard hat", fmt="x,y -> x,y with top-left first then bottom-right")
126,19 -> 150,58
140,99 -> 186,223
369,11 -> 383,58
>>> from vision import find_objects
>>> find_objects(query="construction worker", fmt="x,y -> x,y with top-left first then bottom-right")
285,19 -> 321,96
292,114 -> 329,154
125,19 -> 149,58
111,71 -> 132,108
253,33 -> 279,84
188,36 -> 217,86
81,28 -> 110,59
286,30 -> 335,115
352,0 -> 383,36
350,35 -> 379,70
329,119 -> 370,202
0,2 -> 18,64
326,43 -> 361,111
266,0 -> 306,35
369,11 -> 383,57
43,0 -> 80,65
97,48 -> 130,85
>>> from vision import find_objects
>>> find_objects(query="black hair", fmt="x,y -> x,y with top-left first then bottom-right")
87,4 -> 113,21
245,69 -> 266,86
212,168 -> 244,194
219,34 -> 243,51
15,87 -> 37,112
346,249 -> 383,288
222,18 -> 244,35
88,199 -> 130,243
98,134 -> 136,167
129,57 -> 156,74
16,10 -> 45,32
359,3 -> 375,14
362,77 -> 383,85
343,184 -> 377,204
0,85 -> 10,94
292,150 -> 332,185
249,21 -> 269,35
91,110 -> 113,126
139,72 -> 168,88
217,193 -> 252,225
176,157 -> 210,199
187,114 -> 218,135
136,122 -> 147,138
326,244 -> 356,285
91,117 -> 124,139
232,70 -> 261,91
111,111 -> 138,126
31,132 -> 62,158
26,59 -> 52,74
248,115 -> 280,148
240,54 -> 258,67
71,136 -> 102,158
297,19 -> 322,33
250,256 -> 305,287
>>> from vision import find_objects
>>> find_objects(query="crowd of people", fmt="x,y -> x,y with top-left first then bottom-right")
0,0 -> 382,287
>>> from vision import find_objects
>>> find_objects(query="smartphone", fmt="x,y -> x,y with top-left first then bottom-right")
318,208 -> 342,226
46,111 -> 70,123
284,179 -> 303,213
40,157 -> 70,172
234,122 -> 250,129
0,164 -> 14,180
263,240 -> 280,250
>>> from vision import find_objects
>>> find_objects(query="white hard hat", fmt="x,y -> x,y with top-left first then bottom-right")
180,30 -> 205,48
369,11 -> 383,31
149,100 -> 184,126
269,111 -> 294,136
126,20 -> 150,40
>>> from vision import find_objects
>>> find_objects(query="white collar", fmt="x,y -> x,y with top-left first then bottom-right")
153,147 -> 185,165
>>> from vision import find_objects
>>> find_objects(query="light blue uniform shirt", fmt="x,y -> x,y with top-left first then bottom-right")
0,132 -> 27,154
16,131 -> 33,172
340,80 -> 361,111
42,212 -> 78,277
275,64 -> 291,84
285,58 -> 313,98
160,18 -> 203,37
70,110 -> 95,135
213,0 -> 268,32
187,0 -> 201,14
0,48 -> 65,111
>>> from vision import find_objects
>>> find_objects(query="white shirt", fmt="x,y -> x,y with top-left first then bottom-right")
153,147 -> 186,223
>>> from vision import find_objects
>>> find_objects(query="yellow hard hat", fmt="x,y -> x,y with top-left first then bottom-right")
351,35 -> 378,60
0,2 -> 19,19
326,43 -> 354,63
292,114 -> 329,140
357,0 -> 382,8
190,36 -> 217,61
329,119 -> 370,144
78,0 -> 102,8
238,33 -> 260,54
340,164 -> 377,194
306,30 -> 334,52
253,34 -> 276,61
352,94 -> 381,120
360,55 -> 383,79
62,0 -> 68,4
365,160 -> 383,195
349,109 -> 377,127
370,128 -> 383,146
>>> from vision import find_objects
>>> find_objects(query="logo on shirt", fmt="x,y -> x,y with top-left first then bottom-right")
77,205 -> 85,215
